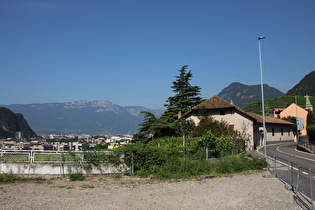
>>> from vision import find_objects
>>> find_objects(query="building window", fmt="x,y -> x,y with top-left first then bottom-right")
220,110 -> 225,115
272,128 -> 275,136
281,128 -> 283,136
229,125 -> 234,130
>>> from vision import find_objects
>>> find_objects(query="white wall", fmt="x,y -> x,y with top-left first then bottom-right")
265,124 -> 294,142
0,163 -> 129,176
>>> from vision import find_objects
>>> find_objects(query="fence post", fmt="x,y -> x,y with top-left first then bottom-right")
274,156 -> 277,176
296,165 -> 301,193
60,152 -> 64,177
30,151 -> 34,163
131,152 -> 134,176
290,161 -> 294,188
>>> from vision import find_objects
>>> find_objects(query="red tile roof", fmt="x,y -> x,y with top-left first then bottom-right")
247,112 -> 294,125
182,96 -> 294,125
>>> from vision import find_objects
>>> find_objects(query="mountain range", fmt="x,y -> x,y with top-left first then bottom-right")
2,101 -> 163,135
1,70 -> 314,136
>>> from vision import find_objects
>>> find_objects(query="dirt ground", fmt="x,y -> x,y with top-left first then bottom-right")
0,171 -> 300,210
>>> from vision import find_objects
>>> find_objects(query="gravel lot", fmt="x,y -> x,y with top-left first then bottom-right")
0,171 -> 300,210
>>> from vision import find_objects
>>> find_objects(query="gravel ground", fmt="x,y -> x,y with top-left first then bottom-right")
0,171 -> 300,210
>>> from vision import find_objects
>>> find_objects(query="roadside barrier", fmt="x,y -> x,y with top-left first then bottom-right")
267,156 -> 315,210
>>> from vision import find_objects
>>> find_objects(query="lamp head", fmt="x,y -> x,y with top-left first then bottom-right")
258,36 -> 266,40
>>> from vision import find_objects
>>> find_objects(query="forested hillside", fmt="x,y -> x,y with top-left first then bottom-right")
243,96 -> 315,116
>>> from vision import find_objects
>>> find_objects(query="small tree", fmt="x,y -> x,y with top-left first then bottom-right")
307,110 -> 315,126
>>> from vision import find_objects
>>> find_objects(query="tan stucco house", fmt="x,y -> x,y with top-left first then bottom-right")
273,98 -> 313,136
182,96 -> 294,150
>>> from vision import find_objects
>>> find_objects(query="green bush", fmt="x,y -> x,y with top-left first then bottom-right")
307,124 -> 315,141
0,173 -> 19,183
119,137 -> 266,179
215,155 -> 267,174
68,172 -> 85,181
0,173 -> 45,183
83,152 -> 122,166
67,168 -> 85,181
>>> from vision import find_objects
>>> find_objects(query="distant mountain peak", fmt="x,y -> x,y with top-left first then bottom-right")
286,70 -> 315,96
218,83 -> 284,108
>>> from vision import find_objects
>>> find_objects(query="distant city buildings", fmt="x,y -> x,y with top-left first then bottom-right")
0,134 -> 133,151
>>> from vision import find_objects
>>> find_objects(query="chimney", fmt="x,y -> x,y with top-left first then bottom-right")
178,109 -> 182,119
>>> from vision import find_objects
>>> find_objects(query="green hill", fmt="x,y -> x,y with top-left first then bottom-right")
243,95 -> 315,116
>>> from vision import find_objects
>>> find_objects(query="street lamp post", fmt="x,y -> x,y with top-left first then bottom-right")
258,36 -> 267,159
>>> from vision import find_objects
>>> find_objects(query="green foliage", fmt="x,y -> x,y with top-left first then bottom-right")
67,168 -> 85,181
215,155 -> 267,174
121,141 -> 181,177
119,137 -> 266,179
138,111 -> 177,139
193,119 -> 234,137
162,65 -> 204,123
243,95 -> 315,115
307,110 -> 315,125
307,124 -> 315,141
196,131 -> 236,158
175,119 -> 196,137
83,152 -> 122,166
0,173 -> 45,183
137,65 -> 204,140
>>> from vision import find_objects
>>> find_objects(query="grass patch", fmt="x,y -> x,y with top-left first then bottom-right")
130,153 -> 267,180
55,185 -> 75,189
0,173 -> 46,183
80,184 -> 95,189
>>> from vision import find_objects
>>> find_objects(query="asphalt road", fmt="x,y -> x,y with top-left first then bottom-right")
258,141 -> 315,171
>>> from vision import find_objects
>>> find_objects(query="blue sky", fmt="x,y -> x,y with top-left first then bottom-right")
1,0 -> 314,109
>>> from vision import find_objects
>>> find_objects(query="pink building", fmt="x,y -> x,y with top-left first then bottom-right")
273,101 -> 311,136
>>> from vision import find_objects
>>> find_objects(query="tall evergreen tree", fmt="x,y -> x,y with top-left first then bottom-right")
161,65 -> 204,122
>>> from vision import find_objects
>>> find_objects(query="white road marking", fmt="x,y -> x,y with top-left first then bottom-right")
276,146 -> 315,162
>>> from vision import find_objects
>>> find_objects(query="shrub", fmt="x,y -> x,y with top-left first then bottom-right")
307,124 -> 315,141
67,168 -> 85,181
215,155 -> 267,174
0,173 -> 46,183
119,137 -> 266,179
0,173 -> 18,183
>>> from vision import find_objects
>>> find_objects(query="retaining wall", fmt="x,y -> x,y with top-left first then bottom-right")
0,163 -> 129,176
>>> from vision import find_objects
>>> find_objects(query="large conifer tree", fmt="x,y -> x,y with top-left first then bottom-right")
161,65 -> 204,122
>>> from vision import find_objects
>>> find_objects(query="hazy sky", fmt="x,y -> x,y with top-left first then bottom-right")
1,0 -> 314,109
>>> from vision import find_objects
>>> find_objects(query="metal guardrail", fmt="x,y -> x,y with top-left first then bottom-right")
267,156 -> 315,210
